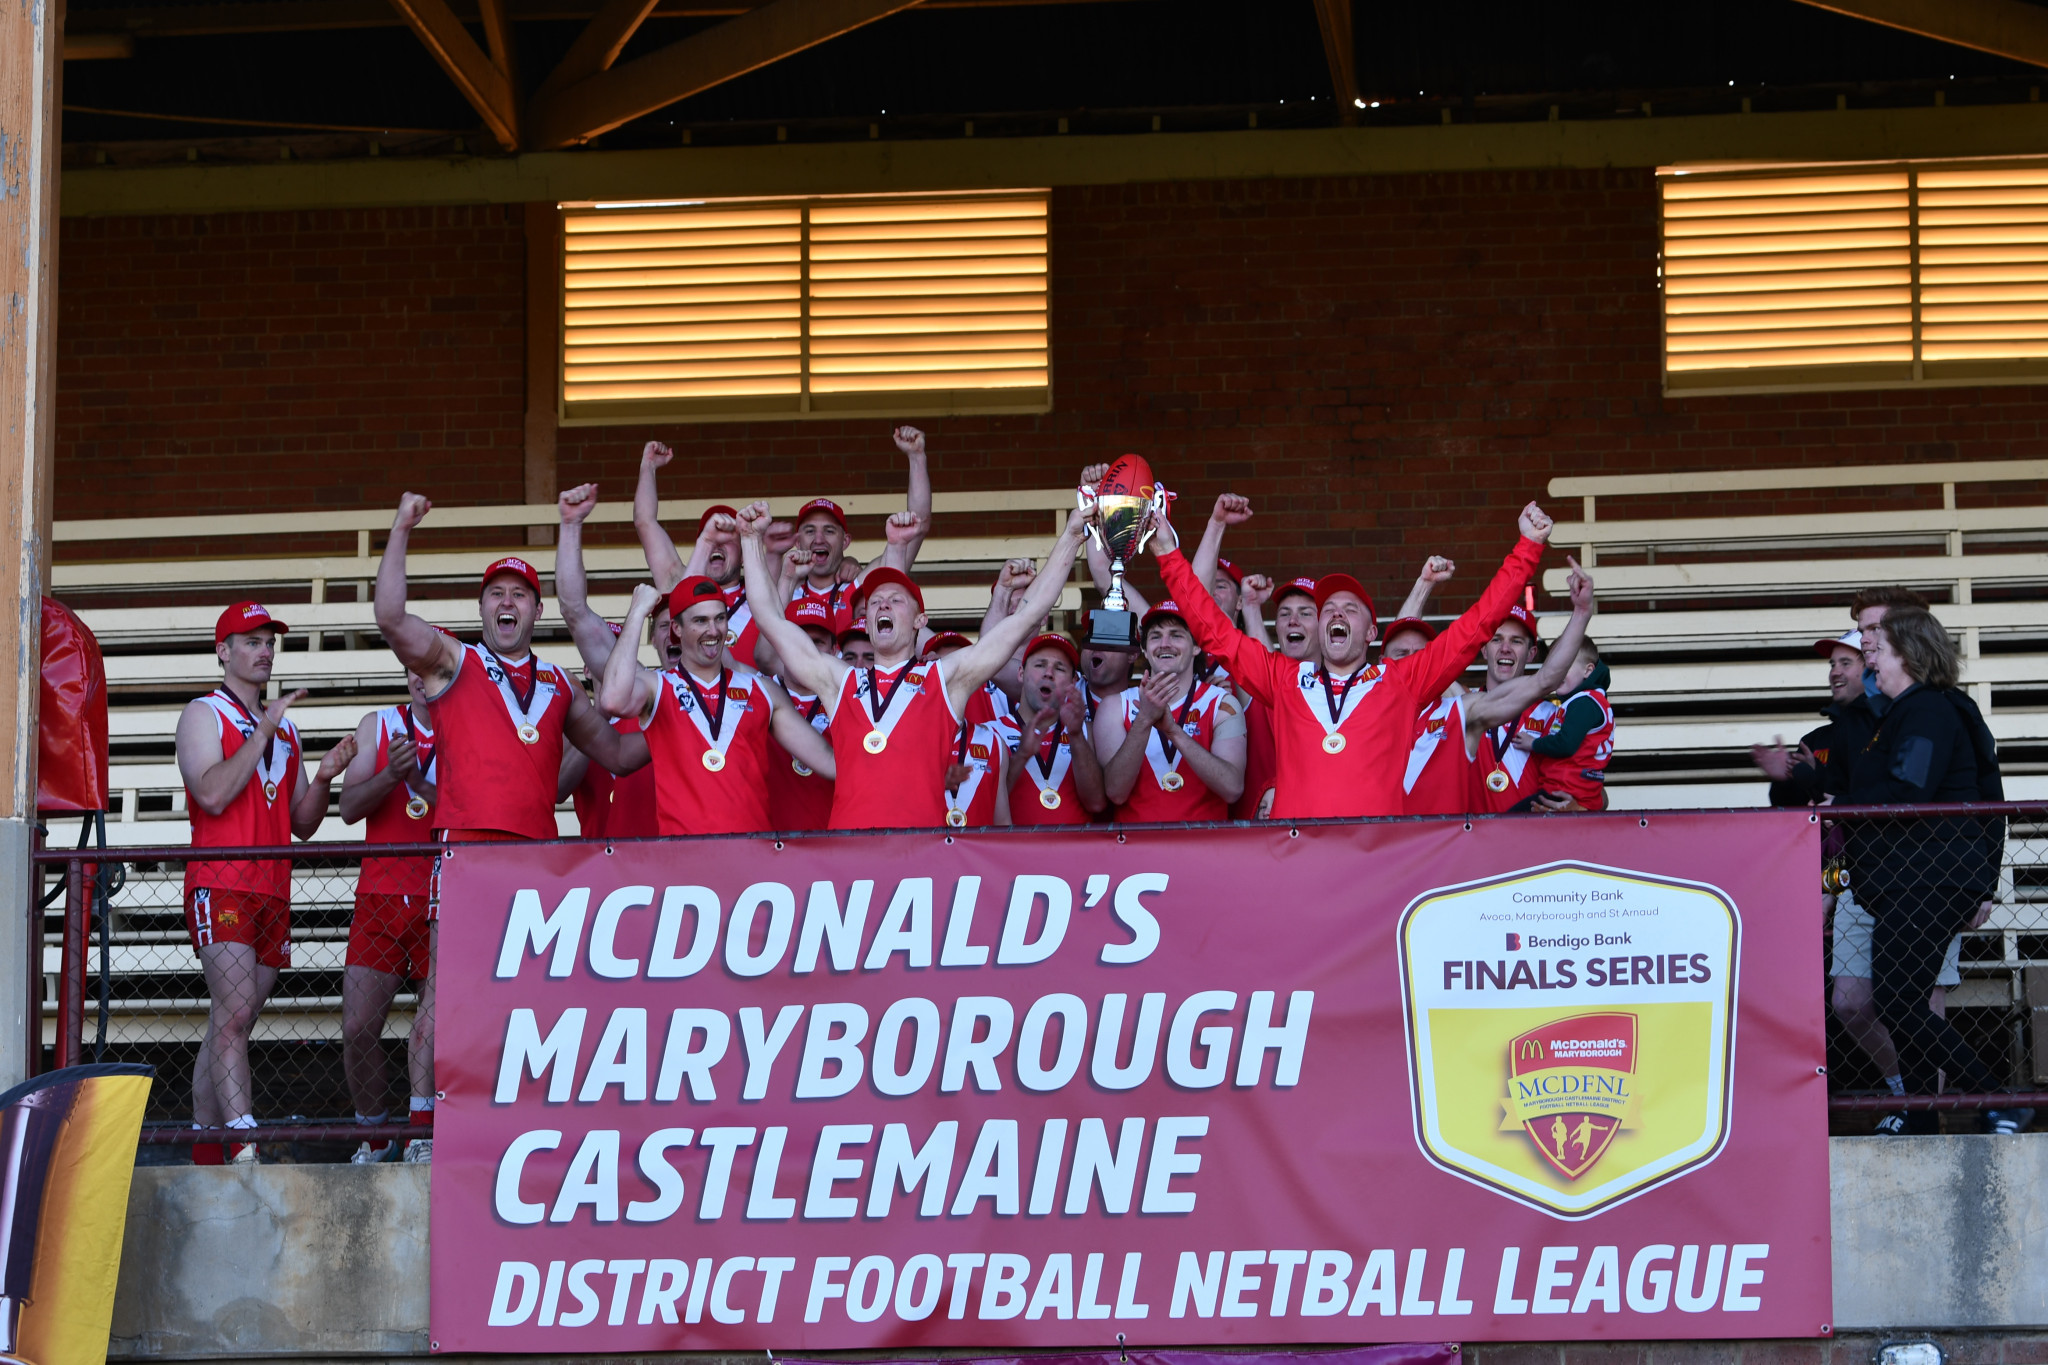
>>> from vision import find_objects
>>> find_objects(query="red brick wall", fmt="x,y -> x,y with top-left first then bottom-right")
56,171 -> 2048,607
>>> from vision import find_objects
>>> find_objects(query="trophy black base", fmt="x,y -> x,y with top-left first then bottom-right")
1086,608 -> 1141,651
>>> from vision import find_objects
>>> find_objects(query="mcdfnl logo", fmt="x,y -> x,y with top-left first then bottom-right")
1398,862 -> 1739,1219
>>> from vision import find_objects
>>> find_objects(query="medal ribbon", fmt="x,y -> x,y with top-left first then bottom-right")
1310,661 -> 1374,740
674,667 -> 743,764
1026,720 -> 1074,802
213,689 -> 290,799
480,645 -> 552,735
395,706 -> 437,798
945,718 -> 992,816
860,660 -> 927,742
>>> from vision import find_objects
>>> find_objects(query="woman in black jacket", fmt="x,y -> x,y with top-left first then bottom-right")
1845,607 -> 2001,1104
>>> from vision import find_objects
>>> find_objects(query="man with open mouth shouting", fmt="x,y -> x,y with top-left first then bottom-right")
742,499 -> 1091,830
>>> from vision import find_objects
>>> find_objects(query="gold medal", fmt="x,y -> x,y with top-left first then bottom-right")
517,722 -> 540,745
1162,771 -> 1185,792
793,759 -> 814,777
1322,732 -> 1347,755
702,749 -> 726,772
864,730 -> 888,754
1486,770 -> 1511,793
405,794 -> 429,820
1039,788 -> 1062,810
725,629 -> 738,646
262,780 -> 279,803
946,808 -> 967,828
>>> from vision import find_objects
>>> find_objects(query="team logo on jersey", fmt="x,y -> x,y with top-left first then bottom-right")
1398,861 -> 1739,1219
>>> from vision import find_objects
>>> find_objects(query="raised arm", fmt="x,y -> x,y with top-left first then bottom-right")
880,426 -> 932,570
1465,559 -> 1594,733
737,501 -> 846,706
632,442 -> 687,591
564,686 -> 649,777
556,483 -> 623,675
1396,502 -> 1551,705
600,585 -> 664,724
1078,463 -> 1151,618
374,494 -> 462,689
1150,514 -> 1278,707
1395,556 -> 1456,621
945,511 -> 1089,711
1238,574 -> 1275,650
1188,493 -> 1251,595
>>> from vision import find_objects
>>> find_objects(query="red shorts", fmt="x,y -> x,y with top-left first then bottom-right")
185,887 -> 291,969
348,891 -> 432,981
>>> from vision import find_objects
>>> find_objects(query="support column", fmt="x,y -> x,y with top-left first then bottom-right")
524,202 -> 560,547
0,0 -> 63,1084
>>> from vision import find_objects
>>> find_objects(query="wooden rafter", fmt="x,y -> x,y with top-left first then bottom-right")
387,0 -> 521,146
527,0 -> 924,149
535,0 -> 659,99
478,0 -> 518,79
1793,0 -> 2048,70
1309,0 -> 1358,120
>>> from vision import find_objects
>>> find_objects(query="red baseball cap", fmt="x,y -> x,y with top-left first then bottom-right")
698,504 -> 739,530
1215,557 -> 1244,585
922,631 -> 972,657
856,566 -> 926,615
1024,632 -> 1081,669
787,597 -> 832,632
1274,575 -> 1318,605
1314,574 -> 1376,619
1141,600 -> 1190,636
1379,615 -> 1436,646
215,601 -> 289,644
796,498 -> 848,531
668,575 -> 727,618
481,556 -> 542,597
1498,604 -> 1539,641
837,616 -> 870,646
1815,629 -> 1863,657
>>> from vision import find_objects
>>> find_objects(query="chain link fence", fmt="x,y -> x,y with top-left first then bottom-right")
31,806 -> 2048,1157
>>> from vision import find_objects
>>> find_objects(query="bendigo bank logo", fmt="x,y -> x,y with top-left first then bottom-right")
1398,862 -> 1738,1219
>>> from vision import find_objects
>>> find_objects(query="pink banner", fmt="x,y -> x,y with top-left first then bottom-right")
429,814 -> 1831,1353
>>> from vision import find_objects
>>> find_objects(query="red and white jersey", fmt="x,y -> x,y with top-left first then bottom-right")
1404,692 -> 1481,817
361,705 -> 436,897
428,644 -> 575,841
944,714 -> 1012,828
1158,537 -> 1545,819
1231,694 -> 1276,820
186,690 -> 302,900
827,658 -> 961,830
1534,688 -> 1615,810
644,667 -> 775,836
721,583 -> 760,670
573,715 -> 658,840
765,687 -> 834,831
1011,717 -> 1090,825
1116,676 -> 1242,824
791,580 -> 860,639
1479,698 -> 1562,813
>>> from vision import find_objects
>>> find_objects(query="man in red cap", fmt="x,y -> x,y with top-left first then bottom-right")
1149,501 -> 1553,818
1009,633 -> 1107,823
176,602 -> 358,1163
765,597 -> 839,830
741,499 -> 1089,829
1233,574 -> 1319,818
599,577 -> 834,835
1096,600 -> 1246,822
552,483 -> 659,839
1405,562 -> 1595,815
337,662 -> 439,1161
375,492 -> 639,848
1473,603 -> 1559,811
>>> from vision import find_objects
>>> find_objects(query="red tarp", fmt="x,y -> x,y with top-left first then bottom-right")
37,598 -> 108,815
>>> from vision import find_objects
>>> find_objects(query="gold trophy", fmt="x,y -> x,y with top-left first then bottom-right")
1078,454 -> 1172,650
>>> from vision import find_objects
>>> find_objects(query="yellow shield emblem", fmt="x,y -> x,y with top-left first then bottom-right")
1399,860 -> 1738,1219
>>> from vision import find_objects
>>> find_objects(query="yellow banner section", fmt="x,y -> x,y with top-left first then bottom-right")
1499,1066 -> 1642,1131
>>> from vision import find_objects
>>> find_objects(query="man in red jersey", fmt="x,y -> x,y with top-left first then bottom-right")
338,666 -> 439,1162
376,493 -> 638,845
1148,500 -> 1554,819
1096,600 -> 1247,822
765,597 -> 839,831
176,602 -> 357,1163
1010,634 -> 1108,824
742,499 -> 1089,830
554,483 -> 658,837
599,577 -> 834,835
1471,604 -> 1559,811
1404,562 -> 1594,816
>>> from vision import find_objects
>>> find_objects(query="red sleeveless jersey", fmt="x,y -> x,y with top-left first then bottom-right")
943,690 -> 1015,828
1231,693 -> 1276,820
1479,697 -> 1561,813
573,715 -> 658,839
428,644 -> 574,841
1115,677 -> 1239,824
1009,718 -> 1089,825
792,580 -> 859,638
1404,692 -> 1482,816
360,705 -> 436,897
827,658 -> 960,830
765,688 -> 834,831
1533,688 -> 1614,810
1158,537 -> 1544,819
185,691 -> 301,900
643,667 -> 775,835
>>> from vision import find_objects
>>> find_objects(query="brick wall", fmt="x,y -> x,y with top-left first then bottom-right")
57,171 -> 2048,607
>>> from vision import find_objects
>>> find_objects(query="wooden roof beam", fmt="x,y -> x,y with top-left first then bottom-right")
527,0 -> 924,149
1793,0 -> 2048,70
1310,0 -> 1358,124
386,0 -> 521,147
534,0 -> 660,100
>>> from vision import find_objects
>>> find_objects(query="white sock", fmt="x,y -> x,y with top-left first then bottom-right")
227,1114 -> 257,1130
1884,1074 -> 1906,1097
410,1096 -> 435,1113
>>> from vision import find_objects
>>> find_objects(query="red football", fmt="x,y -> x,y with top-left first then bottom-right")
1096,453 -> 1155,501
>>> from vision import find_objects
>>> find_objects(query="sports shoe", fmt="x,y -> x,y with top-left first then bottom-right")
403,1139 -> 432,1164
1873,1111 -> 1909,1135
228,1141 -> 259,1165
351,1140 -> 396,1164
1983,1107 -> 2035,1135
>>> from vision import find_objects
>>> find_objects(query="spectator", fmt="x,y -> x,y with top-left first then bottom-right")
1845,607 -> 2026,1133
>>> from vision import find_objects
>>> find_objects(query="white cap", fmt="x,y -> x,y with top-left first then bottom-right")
1813,629 -> 1861,658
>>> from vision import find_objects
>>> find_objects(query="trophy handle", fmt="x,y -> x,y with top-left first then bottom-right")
1131,481 -> 1172,557
1076,484 -> 1106,552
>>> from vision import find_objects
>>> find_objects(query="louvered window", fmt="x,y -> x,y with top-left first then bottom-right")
558,191 -> 1050,423
1659,159 -> 2048,395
